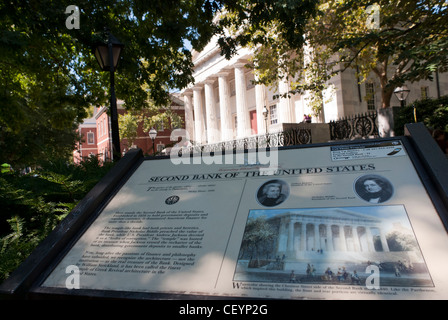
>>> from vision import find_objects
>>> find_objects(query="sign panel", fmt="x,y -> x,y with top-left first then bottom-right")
40,139 -> 448,299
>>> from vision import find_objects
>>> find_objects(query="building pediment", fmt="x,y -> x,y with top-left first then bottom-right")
268,208 -> 381,225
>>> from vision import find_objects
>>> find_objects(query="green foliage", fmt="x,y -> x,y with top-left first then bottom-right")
239,216 -> 277,260
141,106 -> 185,134
119,112 -> 140,149
216,1 -> 333,116
0,157 -> 114,282
216,0 -> 319,59
0,0 -> 222,169
394,95 -> 448,136
305,0 -> 448,108
225,0 -> 448,113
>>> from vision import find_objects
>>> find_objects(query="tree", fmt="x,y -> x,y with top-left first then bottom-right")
118,101 -> 185,152
216,0 -> 319,59
303,0 -> 448,109
118,112 -> 140,150
215,0 -> 337,116
0,0 -> 221,168
387,230 -> 418,252
239,216 -> 277,261
1,0 -> 325,168
218,0 -> 448,113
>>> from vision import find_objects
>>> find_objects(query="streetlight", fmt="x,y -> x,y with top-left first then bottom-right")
394,85 -> 410,107
93,30 -> 124,162
394,85 -> 416,122
149,128 -> 157,156
262,106 -> 269,134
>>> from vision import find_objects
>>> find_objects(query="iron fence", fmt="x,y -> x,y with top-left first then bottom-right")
182,127 -> 312,155
329,111 -> 379,140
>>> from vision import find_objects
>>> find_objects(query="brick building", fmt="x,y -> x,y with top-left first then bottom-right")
73,117 -> 98,164
73,94 -> 185,164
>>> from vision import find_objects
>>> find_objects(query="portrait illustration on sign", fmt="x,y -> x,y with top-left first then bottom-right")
256,179 -> 290,207
354,174 -> 394,204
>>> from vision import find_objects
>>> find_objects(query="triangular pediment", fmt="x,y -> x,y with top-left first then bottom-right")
268,208 -> 381,224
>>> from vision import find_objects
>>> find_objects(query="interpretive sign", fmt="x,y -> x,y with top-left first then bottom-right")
1,124 -> 448,300
35,136 -> 448,300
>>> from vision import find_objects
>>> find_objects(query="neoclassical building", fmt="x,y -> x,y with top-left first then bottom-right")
266,208 -> 390,261
180,36 -> 448,145
181,42 -> 305,145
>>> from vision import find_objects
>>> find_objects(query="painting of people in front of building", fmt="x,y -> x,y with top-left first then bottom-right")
233,206 -> 433,287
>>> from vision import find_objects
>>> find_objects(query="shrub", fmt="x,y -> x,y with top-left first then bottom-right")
0,157 -> 114,282
394,95 -> 448,136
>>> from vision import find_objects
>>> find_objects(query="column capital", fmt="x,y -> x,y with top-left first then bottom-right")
234,62 -> 247,69
182,89 -> 193,96
204,78 -> 216,85
217,71 -> 230,77
192,85 -> 203,91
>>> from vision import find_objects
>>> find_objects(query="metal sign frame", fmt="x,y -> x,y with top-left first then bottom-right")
1,123 -> 447,300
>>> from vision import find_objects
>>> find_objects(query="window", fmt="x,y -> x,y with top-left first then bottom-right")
421,86 -> 429,100
269,104 -> 278,125
365,82 -> 375,110
103,119 -> 106,136
87,132 -> 95,144
157,144 -> 165,153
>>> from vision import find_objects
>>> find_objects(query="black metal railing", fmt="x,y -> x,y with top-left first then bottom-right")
329,111 -> 379,140
182,127 -> 312,155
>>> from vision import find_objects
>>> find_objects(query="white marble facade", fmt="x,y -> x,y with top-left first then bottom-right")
181,36 -> 448,145
267,209 -> 389,260
181,41 -> 302,144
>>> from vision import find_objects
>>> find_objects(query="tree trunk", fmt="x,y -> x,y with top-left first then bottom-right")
381,86 -> 394,109
375,60 -> 395,109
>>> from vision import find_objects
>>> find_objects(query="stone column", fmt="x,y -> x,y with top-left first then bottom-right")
339,225 -> 348,252
314,223 -> 320,251
192,86 -> 204,144
204,79 -> 219,144
300,222 -> 307,251
255,80 -> 267,134
378,227 -> 390,252
352,226 -> 361,252
277,218 -> 288,252
326,224 -> 334,252
234,62 -> 250,138
183,91 -> 194,141
287,219 -> 295,253
217,72 -> 233,141
366,226 -> 375,252
278,74 -> 295,124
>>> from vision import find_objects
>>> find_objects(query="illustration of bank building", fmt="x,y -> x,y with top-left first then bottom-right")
265,208 -> 424,270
